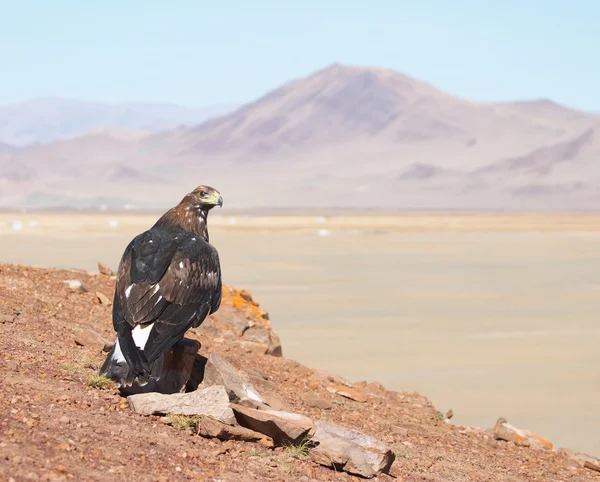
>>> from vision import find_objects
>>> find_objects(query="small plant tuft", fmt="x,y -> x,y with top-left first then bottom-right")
87,374 -> 112,388
434,411 -> 445,421
64,363 -> 84,375
247,448 -> 262,457
166,414 -> 201,432
281,436 -> 313,460
82,357 -> 99,370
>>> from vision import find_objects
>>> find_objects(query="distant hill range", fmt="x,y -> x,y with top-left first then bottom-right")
1,64 -> 599,210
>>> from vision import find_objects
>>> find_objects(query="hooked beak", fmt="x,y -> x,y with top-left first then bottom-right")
207,190 -> 223,208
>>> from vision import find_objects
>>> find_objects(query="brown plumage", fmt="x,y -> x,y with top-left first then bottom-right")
99,185 -> 224,387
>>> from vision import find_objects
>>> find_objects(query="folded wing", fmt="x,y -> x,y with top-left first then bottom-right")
114,230 -> 222,365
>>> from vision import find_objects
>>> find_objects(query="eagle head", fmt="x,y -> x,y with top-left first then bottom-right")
188,185 -> 223,211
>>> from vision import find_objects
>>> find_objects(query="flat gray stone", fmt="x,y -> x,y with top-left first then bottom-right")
311,420 -> 395,478
203,353 -> 267,407
127,385 -> 235,424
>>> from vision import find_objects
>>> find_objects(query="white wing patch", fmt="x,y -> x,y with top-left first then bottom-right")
112,338 -> 126,363
125,285 -> 133,298
132,323 -> 154,350
179,261 -> 184,268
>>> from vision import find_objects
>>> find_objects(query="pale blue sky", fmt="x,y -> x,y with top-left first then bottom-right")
1,1 -> 598,110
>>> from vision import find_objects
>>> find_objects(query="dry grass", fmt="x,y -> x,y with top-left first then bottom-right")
86,375 -> 112,388
166,414 -> 202,432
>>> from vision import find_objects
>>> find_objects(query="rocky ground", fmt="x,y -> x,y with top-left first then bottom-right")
1,262 -> 599,482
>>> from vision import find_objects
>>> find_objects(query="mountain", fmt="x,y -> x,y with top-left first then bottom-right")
159,65 -> 595,162
1,64 -> 599,210
0,98 -> 239,147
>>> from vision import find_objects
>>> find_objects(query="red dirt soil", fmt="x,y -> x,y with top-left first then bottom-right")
0,263 -> 598,482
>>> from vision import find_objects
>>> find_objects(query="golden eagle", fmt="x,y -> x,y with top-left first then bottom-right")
99,185 -> 223,387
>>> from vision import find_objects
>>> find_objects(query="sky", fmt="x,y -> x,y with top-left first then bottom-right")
1,1 -> 598,111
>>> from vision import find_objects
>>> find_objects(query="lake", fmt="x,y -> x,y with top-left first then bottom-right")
1,211 -> 599,455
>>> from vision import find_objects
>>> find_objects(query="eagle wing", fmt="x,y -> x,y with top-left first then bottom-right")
113,229 -> 222,365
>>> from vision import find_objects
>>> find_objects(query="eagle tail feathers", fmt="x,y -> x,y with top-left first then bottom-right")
98,337 -> 164,387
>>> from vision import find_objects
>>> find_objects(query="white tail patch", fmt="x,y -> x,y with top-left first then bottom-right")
132,323 -> 154,350
112,338 -> 126,363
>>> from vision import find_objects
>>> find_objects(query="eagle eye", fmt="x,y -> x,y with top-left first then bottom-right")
200,190 -> 207,197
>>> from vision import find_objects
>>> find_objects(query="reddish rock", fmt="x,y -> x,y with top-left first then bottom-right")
585,460 -> 600,472
327,384 -> 367,403
561,448 -> 600,472
311,369 -> 352,387
95,290 -> 112,306
0,314 -> 15,323
74,329 -> 110,352
363,381 -> 387,398
195,415 -> 273,444
97,262 -> 115,276
493,418 -> 552,449
230,404 -> 315,445
301,393 -> 333,410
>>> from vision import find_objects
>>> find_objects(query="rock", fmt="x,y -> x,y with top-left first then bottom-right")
310,420 -> 395,478
560,448 -> 600,472
327,384 -> 367,403
240,326 -> 282,357
203,353 -> 267,407
238,341 -> 269,355
185,355 -> 208,392
0,314 -> 15,324
260,392 -> 290,411
239,290 -> 253,302
95,291 -> 112,306
74,329 -> 110,352
493,418 -> 552,449
301,394 -> 333,410
201,305 -> 250,338
230,404 -> 315,445
363,381 -> 387,399
97,262 -> 115,276
63,279 -> 87,292
241,326 -> 270,345
127,385 -> 236,424
311,369 -> 352,387
120,338 -> 200,395
259,437 -> 274,448
445,409 -> 454,419
585,460 -> 600,472
195,415 -> 273,444
266,331 -> 283,357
